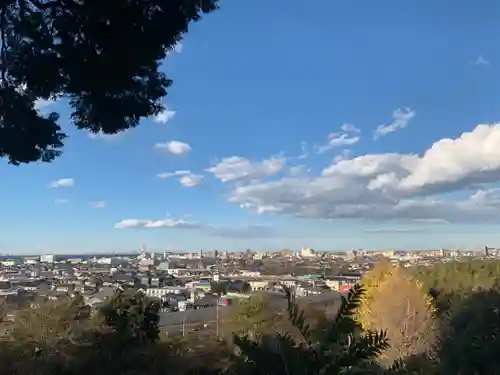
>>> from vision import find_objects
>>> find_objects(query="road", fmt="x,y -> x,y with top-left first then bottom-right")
159,291 -> 344,332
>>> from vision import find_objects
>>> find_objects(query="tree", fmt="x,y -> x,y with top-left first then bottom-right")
210,281 -> 228,296
226,293 -> 276,340
0,0 -> 218,165
436,288 -> 500,375
99,288 -> 160,344
357,266 -> 437,367
0,297 -> 6,322
229,285 -> 395,375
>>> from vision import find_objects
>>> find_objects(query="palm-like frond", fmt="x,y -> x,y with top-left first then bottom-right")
230,283 -> 398,375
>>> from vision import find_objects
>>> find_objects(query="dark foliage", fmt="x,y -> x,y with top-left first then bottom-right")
229,284 -> 396,375
99,288 -> 161,344
0,0 -> 218,165
435,287 -> 500,375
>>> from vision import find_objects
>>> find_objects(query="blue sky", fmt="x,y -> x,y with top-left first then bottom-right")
2,0 -> 500,254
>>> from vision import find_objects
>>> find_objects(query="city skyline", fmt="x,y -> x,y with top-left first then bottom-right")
2,1 -> 500,253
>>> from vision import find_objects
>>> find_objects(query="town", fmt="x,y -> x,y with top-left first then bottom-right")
0,245 -> 496,336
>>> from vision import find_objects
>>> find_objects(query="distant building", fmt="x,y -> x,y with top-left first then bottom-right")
299,247 -> 315,258
40,254 -> 55,263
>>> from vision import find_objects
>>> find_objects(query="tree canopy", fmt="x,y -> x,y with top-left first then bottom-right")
0,0 -> 218,165
357,265 -> 436,367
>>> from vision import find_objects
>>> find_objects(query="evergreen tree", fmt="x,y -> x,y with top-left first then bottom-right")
99,288 -> 161,344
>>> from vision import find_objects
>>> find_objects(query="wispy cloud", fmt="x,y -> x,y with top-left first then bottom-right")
54,198 -> 69,205
315,124 -> 361,154
364,227 -> 424,233
115,218 -> 199,229
156,170 -> 203,187
114,217 -> 279,238
476,55 -> 490,66
297,141 -> 308,160
89,201 -> 106,208
341,123 -> 360,133
374,107 -> 415,139
49,178 -> 74,188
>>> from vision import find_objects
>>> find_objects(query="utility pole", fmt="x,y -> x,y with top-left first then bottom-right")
213,251 -> 220,341
214,271 -> 220,340
179,301 -> 186,337
216,298 -> 219,339
181,314 -> 185,337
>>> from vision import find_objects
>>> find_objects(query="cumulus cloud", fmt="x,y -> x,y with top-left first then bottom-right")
156,170 -> 203,187
89,201 -> 106,208
179,174 -> 203,187
114,218 -> 277,238
153,108 -> 176,124
288,165 -> 310,177
374,108 -> 415,139
316,124 -> 361,154
154,141 -> 191,155
50,178 -> 74,188
226,123 -> 500,223
206,155 -> 285,183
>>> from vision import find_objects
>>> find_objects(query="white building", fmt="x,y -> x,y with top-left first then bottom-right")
40,254 -> 55,263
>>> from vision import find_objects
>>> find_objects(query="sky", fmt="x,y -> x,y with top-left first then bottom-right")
2,0 -> 500,254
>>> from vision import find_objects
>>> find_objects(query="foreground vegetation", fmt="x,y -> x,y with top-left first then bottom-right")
1,259 -> 500,375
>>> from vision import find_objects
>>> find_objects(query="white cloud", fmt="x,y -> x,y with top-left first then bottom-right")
153,108 -> 176,124
476,55 -> 490,66
227,123 -> 500,223
156,170 -> 203,187
179,174 -> 203,187
154,141 -> 191,155
50,178 -> 74,188
114,217 -> 278,238
54,198 -> 68,205
374,108 -> 415,139
156,170 -> 190,179
364,227 -> 424,233
206,155 -> 285,183
315,124 -> 361,154
288,165 -> 310,177
89,201 -> 106,208
341,123 -> 361,133
115,218 -> 199,229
